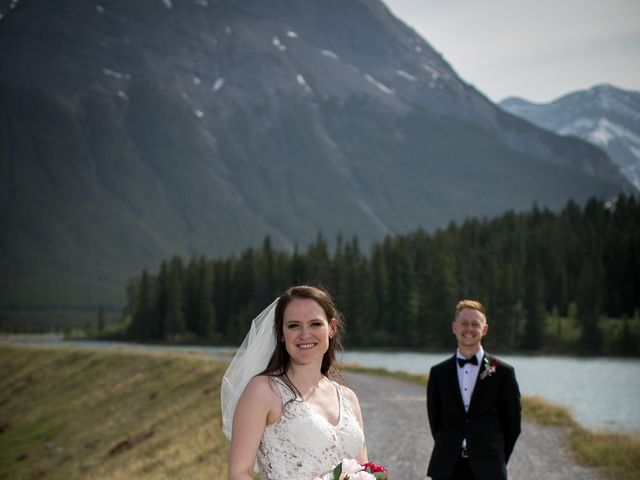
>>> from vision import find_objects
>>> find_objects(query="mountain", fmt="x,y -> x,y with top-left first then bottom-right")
500,84 -> 640,191
0,0 -> 630,326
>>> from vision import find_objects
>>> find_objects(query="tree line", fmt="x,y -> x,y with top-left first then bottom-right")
124,195 -> 640,355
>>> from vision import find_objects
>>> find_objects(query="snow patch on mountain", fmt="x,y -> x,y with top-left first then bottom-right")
321,49 -> 339,60
296,74 -> 312,93
364,74 -> 394,95
212,78 -> 225,91
396,70 -> 417,82
272,36 -> 286,51
560,118 -> 640,147
500,84 -> 640,191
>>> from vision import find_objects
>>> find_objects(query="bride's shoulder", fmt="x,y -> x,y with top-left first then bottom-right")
336,383 -> 360,407
243,375 -> 286,402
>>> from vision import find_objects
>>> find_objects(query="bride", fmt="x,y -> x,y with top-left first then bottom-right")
223,285 -> 368,480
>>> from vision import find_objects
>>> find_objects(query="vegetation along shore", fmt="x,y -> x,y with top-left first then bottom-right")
1,345 -> 638,479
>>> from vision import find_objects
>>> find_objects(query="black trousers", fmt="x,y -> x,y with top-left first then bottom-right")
434,457 -> 477,480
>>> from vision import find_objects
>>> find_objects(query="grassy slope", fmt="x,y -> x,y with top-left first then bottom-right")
2,346 -> 638,480
0,345 -> 229,480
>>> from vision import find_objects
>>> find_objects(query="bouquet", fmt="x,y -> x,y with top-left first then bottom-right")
315,458 -> 388,480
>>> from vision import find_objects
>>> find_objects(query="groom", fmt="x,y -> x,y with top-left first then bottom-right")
426,300 -> 521,480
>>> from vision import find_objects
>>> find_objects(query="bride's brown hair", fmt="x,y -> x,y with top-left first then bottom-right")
261,285 -> 345,382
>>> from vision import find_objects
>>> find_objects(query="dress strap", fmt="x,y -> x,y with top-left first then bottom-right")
333,381 -> 345,413
271,375 -> 297,404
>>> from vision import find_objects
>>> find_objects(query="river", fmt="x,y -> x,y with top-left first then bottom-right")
4,335 -> 639,434
341,350 -> 640,434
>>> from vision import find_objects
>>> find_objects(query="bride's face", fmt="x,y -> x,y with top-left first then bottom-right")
282,298 -> 337,364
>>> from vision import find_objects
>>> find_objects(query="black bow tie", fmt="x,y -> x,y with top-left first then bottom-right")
457,356 -> 479,367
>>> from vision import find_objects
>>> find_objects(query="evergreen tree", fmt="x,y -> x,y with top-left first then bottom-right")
615,316 -> 636,356
387,239 -> 418,348
337,237 -> 371,346
521,258 -> 546,351
305,233 -> 331,286
212,258 -> 234,341
163,256 -> 186,339
154,261 -> 169,339
289,246 -> 307,285
184,258 -> 200,335
369,243 -> 391,344
128,270 -> 154,339
227,249 -> 257,343
97,306 -> 106,333
424,249 -> 457,349
195,257 -> 215,337
577,255 -> 605,354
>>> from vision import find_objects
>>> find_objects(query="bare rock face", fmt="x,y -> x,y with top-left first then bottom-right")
0,0 -> 627,320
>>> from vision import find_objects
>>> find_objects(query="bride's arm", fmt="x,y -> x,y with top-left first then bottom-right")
345,387 -> 369,464
228,376 -> 277,480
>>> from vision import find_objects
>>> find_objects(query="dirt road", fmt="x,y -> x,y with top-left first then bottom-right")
346,372 -> 609,480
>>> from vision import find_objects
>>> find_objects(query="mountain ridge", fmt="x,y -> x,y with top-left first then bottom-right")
0,0 -> 630,325
500,83 -> 640,190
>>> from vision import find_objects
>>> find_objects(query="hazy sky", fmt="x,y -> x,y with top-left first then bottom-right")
382,0 -> 640,103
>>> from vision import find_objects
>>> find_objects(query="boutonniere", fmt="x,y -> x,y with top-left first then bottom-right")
480,354 -> 498,380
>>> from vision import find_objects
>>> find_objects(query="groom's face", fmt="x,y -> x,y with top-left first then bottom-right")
452,308 -> 488,349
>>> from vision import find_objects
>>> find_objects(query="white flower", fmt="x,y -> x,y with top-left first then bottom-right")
341,458 -> 364,476
313,474 -> 333,480
349,472 -> 376,480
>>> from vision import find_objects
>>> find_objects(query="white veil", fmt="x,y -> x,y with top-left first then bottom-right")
220,298 -> 279,440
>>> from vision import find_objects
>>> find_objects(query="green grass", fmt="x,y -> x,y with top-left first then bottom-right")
342,362 -> 428,386
569,427 -> 640,480
0,345 -> 229,480
520,395 -> 576,426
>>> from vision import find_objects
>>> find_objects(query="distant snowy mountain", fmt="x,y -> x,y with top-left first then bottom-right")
501,84 -> 640,190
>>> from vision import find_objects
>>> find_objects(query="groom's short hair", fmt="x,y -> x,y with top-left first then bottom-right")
455,299 -> 486,318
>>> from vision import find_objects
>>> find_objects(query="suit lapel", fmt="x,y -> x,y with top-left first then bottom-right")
446,355 -> 466,413
468,353 -> 487,413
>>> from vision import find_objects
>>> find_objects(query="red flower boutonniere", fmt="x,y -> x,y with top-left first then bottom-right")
480,354 -> 498,380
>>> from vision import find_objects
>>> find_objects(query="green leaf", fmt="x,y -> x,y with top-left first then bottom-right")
333,463 -> 343,480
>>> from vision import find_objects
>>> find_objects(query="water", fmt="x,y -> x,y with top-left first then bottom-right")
341,350 -> 640,434
5,336 -> 639,434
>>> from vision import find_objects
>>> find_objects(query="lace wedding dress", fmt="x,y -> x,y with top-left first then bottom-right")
257,376 -> 365,480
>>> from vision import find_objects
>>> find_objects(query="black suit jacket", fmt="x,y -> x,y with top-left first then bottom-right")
427,354 -> 521,480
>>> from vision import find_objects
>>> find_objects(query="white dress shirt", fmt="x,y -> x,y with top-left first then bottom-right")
456,347 -> 484,449
456,347 -> 484,412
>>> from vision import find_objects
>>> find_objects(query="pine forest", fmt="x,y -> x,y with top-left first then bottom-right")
124,195 -> 640,356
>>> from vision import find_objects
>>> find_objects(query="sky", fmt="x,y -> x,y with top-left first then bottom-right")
382,0 -> 640,104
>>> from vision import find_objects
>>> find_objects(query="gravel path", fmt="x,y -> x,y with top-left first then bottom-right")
346,372 -> 610,480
